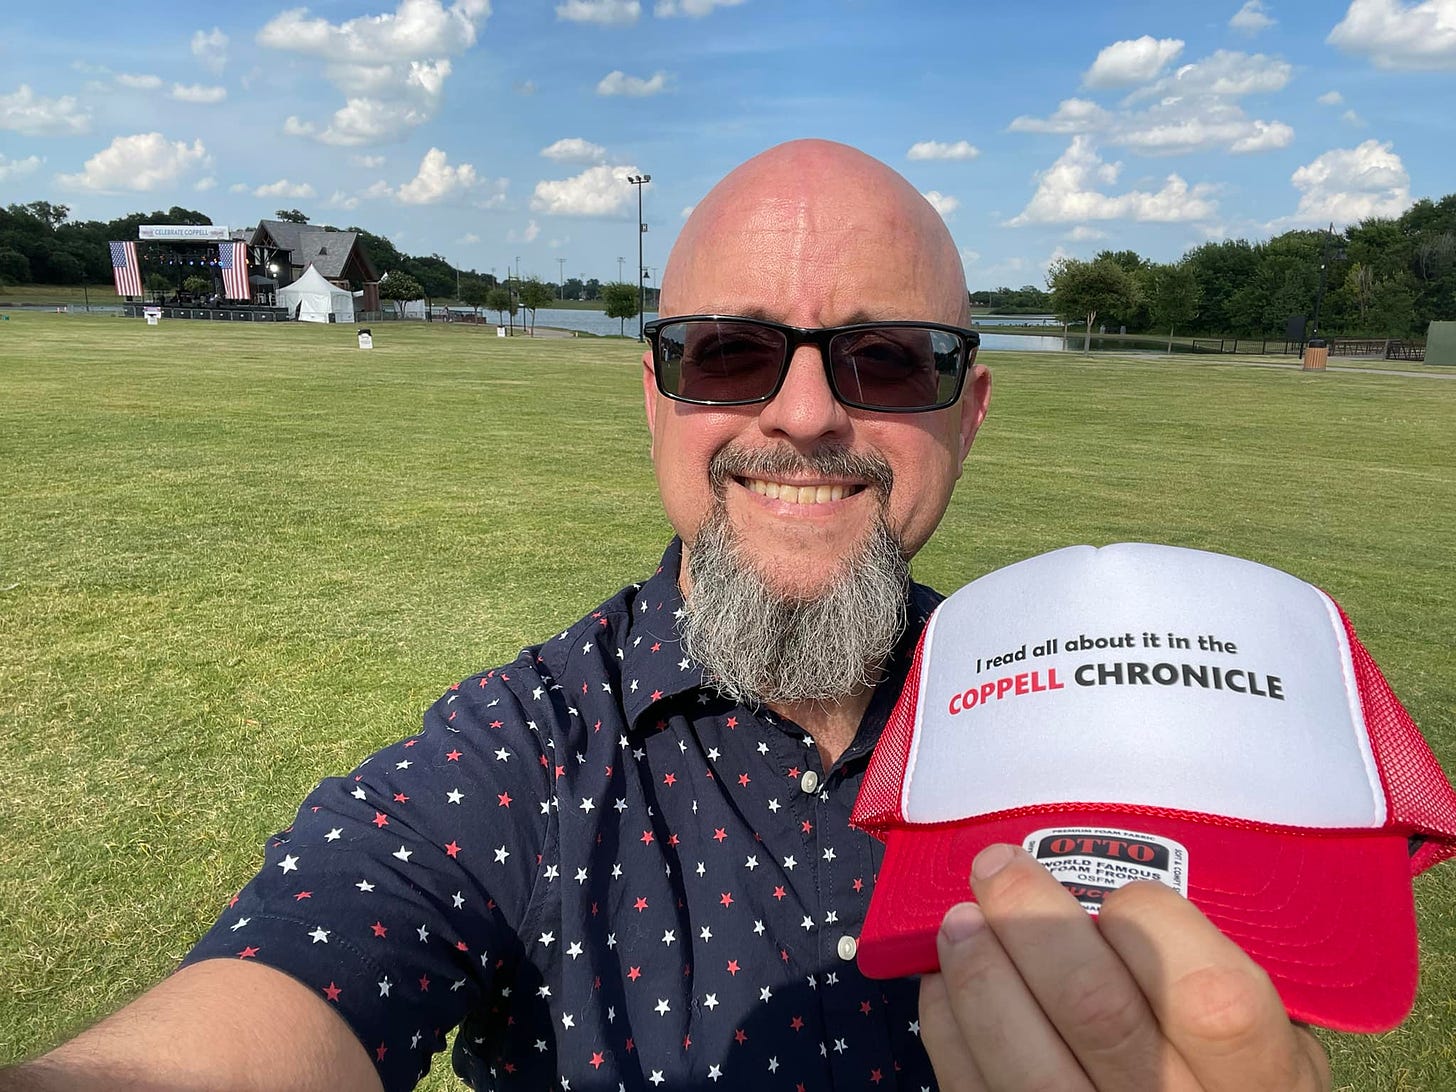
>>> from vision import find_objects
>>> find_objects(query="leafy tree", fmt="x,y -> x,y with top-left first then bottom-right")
1183,239 -> 1259,334
1145,263 -> 1202,351
145,272 -> 172,299
602,282 -> 640,336
379,271 -> 424,318
0,247 -> 31,283
459,276 -> 492,316
562,277 -> 584,301
584,277 -> 602,301
1047,258 -> 1137,349
405,253 -> 457,303
485,285 -> 516,327
518,277 -> 554,334
275,209 -> 310,224
183,274 -> 212,296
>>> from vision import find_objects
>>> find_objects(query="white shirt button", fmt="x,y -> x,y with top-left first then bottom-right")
800,770 -> 820,794
836,935 -> 858,961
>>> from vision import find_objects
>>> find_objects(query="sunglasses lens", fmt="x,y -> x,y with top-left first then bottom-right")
655,319 -> 787,404
829,327 -> 965,410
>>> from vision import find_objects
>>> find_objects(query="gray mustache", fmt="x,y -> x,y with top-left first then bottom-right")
707,445 -> 895,497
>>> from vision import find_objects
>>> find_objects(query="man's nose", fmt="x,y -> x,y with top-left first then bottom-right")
754,344 -> 852,445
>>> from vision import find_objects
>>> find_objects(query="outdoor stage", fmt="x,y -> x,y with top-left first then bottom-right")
122,302 -> 291,322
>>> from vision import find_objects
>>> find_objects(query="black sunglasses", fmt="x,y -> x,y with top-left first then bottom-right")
643,314 -> 979,413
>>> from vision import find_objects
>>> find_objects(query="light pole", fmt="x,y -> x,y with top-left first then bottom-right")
617,256 -> 625,282
557,257 -> 566,300
628,174 -> 651,341
1309,221 -> 1344,341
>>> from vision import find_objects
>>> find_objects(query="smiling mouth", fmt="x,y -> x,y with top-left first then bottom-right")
738,477 -> 865,504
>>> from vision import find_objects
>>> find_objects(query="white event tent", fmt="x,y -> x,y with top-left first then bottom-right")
277,265 -> 354,323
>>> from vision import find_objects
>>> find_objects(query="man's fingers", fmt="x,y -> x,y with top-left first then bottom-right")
1097,880 -> 1331,1092
931,900 -> 1094,1092
967,844 -> 1199,1090
918,967 -> 990,1092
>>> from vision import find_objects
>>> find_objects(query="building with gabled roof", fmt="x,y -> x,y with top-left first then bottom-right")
249,219 -> 381,312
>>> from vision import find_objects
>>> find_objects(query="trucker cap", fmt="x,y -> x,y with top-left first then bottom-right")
850,543 -> 1456,1032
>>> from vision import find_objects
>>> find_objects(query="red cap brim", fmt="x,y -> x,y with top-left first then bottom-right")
858,808 -> 1418,1033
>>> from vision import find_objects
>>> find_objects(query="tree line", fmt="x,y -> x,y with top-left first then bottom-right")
1036,195 -> 1456,343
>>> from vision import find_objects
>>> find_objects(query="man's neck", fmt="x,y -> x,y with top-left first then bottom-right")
768,689 -> 875,773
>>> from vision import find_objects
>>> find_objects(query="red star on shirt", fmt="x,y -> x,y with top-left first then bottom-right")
640,830 -> 655,845
772,886 -> 786,901
590,1052 -> 605,1069
419,974 -> 431,991
322,982 -> 342,1002
800,820 -> 813,834
393,792 -> 409,804
293,891 -> 312,901
725,717 -> 738,729
444,840 -> 461,858
734,1028 -> 748,1044
790,1015 -> 804,1031
726,959 -> 740,975
237,946 -> 259,959
853,877 -> 864,892
376,1043 -> 388,1062
713,828 -> 727,842
860,1000 -> 873,1015
498,792 -> 513,807
719,892 -> 734,907
662,772 -> 677,786
682,1034 -> 692,1050
371,921 -> 388,938
373,812 -> 389,828
633,897 -> 649,912
737,774 -> 751,787
627,966 -> 642,981
650,690 -> 663,701
446,749 -> 462,762
489,720 -> 504,729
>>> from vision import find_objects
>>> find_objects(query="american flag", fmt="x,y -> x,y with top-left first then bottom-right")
109,241 -> 142,297
219,241 -> 251,301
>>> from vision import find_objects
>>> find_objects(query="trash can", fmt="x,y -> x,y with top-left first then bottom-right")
357,328 -> 373,349
496,326 -> 507,338
1303,337 -> 1328,371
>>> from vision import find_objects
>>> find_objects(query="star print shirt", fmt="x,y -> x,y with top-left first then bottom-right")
182,539 -> 943,1091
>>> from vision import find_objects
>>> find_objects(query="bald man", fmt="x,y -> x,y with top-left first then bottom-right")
3,142 -> 1328,1092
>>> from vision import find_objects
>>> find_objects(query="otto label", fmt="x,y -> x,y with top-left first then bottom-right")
1022,827 -> 1188,913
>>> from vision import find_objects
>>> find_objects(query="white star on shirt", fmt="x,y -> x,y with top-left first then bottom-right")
452,891 -> 465,908
393,845 -> 412,862
768,1058 -> 779,1073
753,920 -> 765,935
378,977 -> 392,997
539,932 -> 555,947
703,992 -> 719,1010
566,940 -> 583,959
351,786 -> 367,800
613,797 -> 628,812
801,916 -> 814,930
662,930 -> 676,946
654,998 -> 671,1015
706,747 -> 721,762
822,847 -> 836,861
744,855 -> 759,870
606,932 -> 618,948
446,789 -> 464,804
356,879 -> 375,892
230,917 -> 250,931
417,924 -> 430,942
533,687 -> 544,700
699,926 -> 713,942
395,760 -> 411,770
561,1012 -> 574,1029
909,1019 -> 921,1035
759,986 -> 773,1002
278,855 -> 299,874
783,855 -> 796,870
575,867 -> 589,884
494,845 -> 510,863
325,828 -> 342,842
649,1071 -> 665,1085
581,642 -> 592,654
757,741 -> 769,755
309,927 -> 330,944
579,797 -> 595,813
611,863 -> 623,879
767,798 -> 781,813
494,747 -> 511,762
707,1065 -> 722,1081
629,679 -> 639,692
833,1038 -> 847,1054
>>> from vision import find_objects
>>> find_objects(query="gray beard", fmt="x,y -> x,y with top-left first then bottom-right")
680,445 -> 911,707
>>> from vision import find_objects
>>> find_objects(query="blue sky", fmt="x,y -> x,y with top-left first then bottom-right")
2,0 -> 1454,291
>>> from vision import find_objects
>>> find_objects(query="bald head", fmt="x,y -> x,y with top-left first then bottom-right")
660,140 -> 968,326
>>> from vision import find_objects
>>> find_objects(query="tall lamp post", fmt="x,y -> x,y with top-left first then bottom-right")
1310,221 -> 1345,340
628,173 -> 651,341
557,257 -> 566,300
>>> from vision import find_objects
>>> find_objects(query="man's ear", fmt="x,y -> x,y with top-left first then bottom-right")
642,348 -> 659,459
957,362 -> 992,466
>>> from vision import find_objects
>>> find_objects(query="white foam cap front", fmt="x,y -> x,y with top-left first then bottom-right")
902,544 -> 1386,828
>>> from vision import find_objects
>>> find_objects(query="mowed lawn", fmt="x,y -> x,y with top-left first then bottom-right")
2,312 -> 1454,1089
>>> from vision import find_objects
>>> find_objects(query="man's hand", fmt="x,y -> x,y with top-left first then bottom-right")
918,843 -> 1331,1091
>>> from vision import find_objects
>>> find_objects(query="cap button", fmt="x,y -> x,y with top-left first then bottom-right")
799,769 -> 820,795
836,935 -> 858,961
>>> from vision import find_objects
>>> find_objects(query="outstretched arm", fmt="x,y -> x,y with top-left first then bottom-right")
1,959 -> 382,1092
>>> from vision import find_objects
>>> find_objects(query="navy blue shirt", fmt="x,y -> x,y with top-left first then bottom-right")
184,540 -> 943,1091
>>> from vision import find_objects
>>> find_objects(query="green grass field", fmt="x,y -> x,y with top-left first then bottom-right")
2,312 -> 1454,1089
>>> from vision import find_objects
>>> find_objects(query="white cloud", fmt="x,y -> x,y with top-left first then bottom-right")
194,176 -> 216,191
352,153 -> 386,168
1285,139 -> 1413,224
458,232 -> 480,244
1067,225 -> 1109,241
921,190 -> 960,219
229,182 -> 250,194
1328,0 -> 1456,70
541,137 -> 607,162
596,70 -> 668,96
171,84 -> 227,104
258,0 -> 490,144
254,179 -> 316,198
680,204 -> 695,219
116,73 -> 164,90
57,132 -> 210,192
1318,89 -> 1345,105
1007,136 -> 1217,226
557,0 -> 640,23
397,146 -> 477,203
192,27 -> 230,74
326,190 -> 361,209
515,79 -> 538,94
0,153 -> 42,181
284,116 -> 317,137
1083,36 -> 1184,88
361,180 -> 394,199
532,163 -> 643,216
1230,0 -> 1276,33
1343,108 -> 1366,126
1129,50 -> 1293,100
907,140 -> 980,161
1009,97 -> 1114,135
508,219 -> 542,243
1118,105 -> 1293,155
654,0 -> 745,15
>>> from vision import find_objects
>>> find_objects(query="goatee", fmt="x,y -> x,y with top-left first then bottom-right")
680,445 -> 910,707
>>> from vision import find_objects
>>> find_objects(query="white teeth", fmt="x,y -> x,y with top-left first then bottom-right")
744,479 -> 851,505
